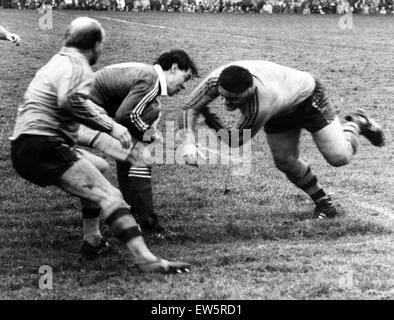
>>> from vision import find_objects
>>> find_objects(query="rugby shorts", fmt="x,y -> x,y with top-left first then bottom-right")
11,134 -> 79,187
264,79 -> 338,134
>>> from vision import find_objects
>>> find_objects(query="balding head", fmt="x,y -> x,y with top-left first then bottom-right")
64,17 -> 105,50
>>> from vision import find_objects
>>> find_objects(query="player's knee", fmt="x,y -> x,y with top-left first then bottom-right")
107,186 -> 123,201
100,187 -> 125,212
325,153 -> 351,167
273,156 -> 297,173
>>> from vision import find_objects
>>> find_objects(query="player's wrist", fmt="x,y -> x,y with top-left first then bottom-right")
183,131 -> 196,145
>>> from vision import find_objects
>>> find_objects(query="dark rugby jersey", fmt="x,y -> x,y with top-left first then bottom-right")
89,63 -> 167,139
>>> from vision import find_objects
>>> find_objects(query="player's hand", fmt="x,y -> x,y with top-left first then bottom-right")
151,110 -> 162,132
136,258 -> 191,274
229,155 -> 243,167
150,111 -> 163,144
151,132 -> 163,144
110,122 -> 132,149
6,33 -> 21,45
181,142 -> 199,165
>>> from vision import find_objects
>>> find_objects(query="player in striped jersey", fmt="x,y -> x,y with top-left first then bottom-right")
0,25 -> 20,45
180,61 -> 385,219
77,49 -> 198,235
10,18 -> 190,274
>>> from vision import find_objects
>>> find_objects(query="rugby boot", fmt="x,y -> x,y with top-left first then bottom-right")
345,110 -> 385,147
313,197 -> 338,219
80,237 -> 111,259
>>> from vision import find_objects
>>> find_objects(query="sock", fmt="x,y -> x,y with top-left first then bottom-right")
287,166 -> 333,207
117,162 -> 156,229
343,121 -> 360,155
127,168 -> 155,227
105,208 -> 143,243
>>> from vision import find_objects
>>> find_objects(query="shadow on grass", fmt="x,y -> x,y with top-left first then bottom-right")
154,216 -> 391,245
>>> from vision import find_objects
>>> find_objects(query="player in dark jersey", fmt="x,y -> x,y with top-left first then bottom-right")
78,49 -> 198,236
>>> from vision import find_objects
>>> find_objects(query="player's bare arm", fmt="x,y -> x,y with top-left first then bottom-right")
0,25 -> 21,45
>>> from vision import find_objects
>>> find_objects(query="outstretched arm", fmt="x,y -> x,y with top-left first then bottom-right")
179,76 -> 223,165
0,25 -> 21,45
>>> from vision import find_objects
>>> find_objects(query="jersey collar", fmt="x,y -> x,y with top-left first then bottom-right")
59,47 -> 89,65
153,64 -> 168,96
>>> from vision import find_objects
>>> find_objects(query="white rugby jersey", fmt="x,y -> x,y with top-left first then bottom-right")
180,60 -> 316,143
10,47 -> 113,144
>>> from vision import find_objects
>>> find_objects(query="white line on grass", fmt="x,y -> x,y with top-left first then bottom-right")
96,16 -> 176,31
94,16 -> 259,41
357,201 -> 394,221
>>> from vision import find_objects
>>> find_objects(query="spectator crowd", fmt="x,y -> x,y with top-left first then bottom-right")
1,0 -> 393,14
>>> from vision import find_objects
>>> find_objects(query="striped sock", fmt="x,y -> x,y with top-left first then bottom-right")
128,167 -> 152,179
122,166 -> 155,228
343,121 -> 360,155
287,167 -> 333,207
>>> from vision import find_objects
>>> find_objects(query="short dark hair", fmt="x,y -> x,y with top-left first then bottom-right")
64,25 -> 103,50
154,49 -> 198,77
218,65 -> 253,93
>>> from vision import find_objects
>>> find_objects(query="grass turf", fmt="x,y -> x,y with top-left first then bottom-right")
0,10 -> 393,299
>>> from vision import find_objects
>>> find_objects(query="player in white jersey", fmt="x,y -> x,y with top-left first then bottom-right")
0,25 -> 21,45
10,17 -> 190,274
180,61 -> 385,219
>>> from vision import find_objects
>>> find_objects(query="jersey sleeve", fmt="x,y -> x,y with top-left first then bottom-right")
179,75 -> 225,144
114,76 -> 159,140
58,57 -> 113,133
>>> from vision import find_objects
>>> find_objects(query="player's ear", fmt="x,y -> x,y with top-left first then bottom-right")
93,41 -> 101,54
171,63 -> 179,74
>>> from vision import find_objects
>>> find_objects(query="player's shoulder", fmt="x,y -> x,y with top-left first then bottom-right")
104,62 -> 155,74
105,62 -> 157,84
37,52 -> 75,81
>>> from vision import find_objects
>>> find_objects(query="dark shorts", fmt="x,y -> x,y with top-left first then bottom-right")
264,79 -> 338,134
11,135 -> 79,187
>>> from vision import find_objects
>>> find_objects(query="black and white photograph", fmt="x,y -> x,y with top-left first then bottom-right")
0,0 -> 393,303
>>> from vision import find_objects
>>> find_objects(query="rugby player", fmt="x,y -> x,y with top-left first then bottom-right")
0,25 -> 20,45
180,61 -> 385,219
77,50 -> 198,235
10,17 -> 190,274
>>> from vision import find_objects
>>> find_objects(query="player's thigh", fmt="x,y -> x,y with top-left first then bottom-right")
57,157 -> 120,204
312,116 -> 352,165
266,128 -> 302,165
77,148 -> 109,173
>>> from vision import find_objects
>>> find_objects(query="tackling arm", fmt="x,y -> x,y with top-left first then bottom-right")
179,77 -> 223,142
115,77 -> 160,141
0,25 -> 21,44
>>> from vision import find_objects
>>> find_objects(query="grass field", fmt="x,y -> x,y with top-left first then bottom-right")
0,10 -> 393,300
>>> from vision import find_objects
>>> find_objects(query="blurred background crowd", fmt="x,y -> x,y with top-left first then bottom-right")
1,0 -> 393,14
